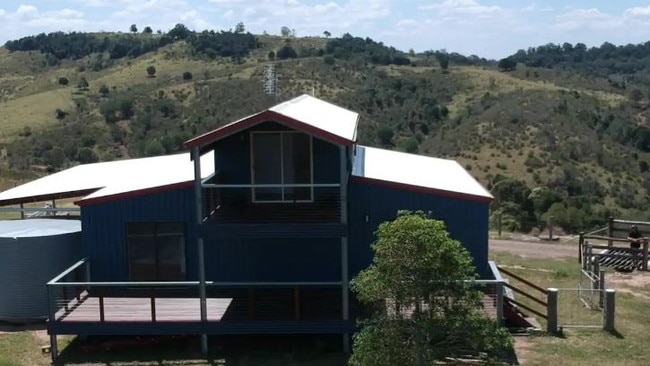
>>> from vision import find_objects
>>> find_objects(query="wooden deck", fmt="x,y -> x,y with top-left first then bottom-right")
57,297 -> 232,322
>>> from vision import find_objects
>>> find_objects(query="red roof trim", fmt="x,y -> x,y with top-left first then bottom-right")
351,176 -> 493,204
184,110 -> 354,149
75,181 -> 195,206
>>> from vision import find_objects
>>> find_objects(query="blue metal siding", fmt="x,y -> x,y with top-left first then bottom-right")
348,180 -> 490,278
202,236 -> 341,282
80,187 -> 197,282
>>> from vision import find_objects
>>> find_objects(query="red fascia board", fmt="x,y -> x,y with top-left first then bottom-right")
184,110 -> 354,149
351,176 -> 493,204
0,188 -> 101,207
75,181 -> 195,206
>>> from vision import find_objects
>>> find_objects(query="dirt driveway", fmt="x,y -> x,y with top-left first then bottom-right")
489,238 -> 577,259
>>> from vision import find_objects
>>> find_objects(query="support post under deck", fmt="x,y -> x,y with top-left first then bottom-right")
340,146 -> 350,353
192,147 -> 208,356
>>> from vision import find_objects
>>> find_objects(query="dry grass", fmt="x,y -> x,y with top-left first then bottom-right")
0,88 -> 74,138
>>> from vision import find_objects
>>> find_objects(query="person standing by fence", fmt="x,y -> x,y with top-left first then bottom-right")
627,225 -> 647,249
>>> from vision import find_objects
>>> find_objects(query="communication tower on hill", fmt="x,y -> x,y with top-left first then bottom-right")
263,64 -> 279,101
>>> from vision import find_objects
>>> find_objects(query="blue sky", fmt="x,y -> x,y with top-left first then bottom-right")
1,0 -> 649,59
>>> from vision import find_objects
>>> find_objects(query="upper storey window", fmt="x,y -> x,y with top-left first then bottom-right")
251,131 -> 313,202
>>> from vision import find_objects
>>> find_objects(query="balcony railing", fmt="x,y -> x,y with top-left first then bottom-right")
202,184 -> 342,223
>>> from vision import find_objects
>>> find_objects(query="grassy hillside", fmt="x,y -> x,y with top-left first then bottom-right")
1,29 -> 650,233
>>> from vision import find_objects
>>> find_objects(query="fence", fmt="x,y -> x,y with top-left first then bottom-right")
497,265 -> 617,334
579,218 -> 650,271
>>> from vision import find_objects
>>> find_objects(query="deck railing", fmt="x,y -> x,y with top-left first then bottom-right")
47,258 -> 346,325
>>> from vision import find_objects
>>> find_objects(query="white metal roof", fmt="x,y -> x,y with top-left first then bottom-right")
270,94 -> 359,142
353,145 -> 493,200
0,153 -> 214,206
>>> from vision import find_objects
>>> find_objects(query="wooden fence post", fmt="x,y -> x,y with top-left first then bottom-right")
607,217 -> 614,247
578,232 -> 585,264
497,210 -> 502,239
603,289 -> 616,332
598,270 -> 606,309
496,282 -> 504,327
547,288 -> 558,334
642,241 -> 649,272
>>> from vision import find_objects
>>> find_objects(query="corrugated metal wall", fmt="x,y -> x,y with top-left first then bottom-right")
82,187 -> 343,282
81,187 -> 197,281
202,236 -> 341,282
348,180 -> 490,278
0,221 -> 81,322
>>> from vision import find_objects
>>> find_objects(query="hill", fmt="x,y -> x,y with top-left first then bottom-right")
1,26 -> 650,234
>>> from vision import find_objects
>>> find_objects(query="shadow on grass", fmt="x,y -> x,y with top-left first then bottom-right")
609,329 -> 625,339
56,334 -> 348,366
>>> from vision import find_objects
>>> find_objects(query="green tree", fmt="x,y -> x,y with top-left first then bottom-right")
182,71 -> 193,80
76,147 -> 98,164
58,77 -> 69,86
349,211 -> 512,365
498,57 -> 517,72
268,50 -> 275,60
146,65 -> 157,77
234,22 -> 245,33
77,77 -> 89,90
99,84 -> 110,97
630,88 -> 644,103
323,30 -> 331,38
144,139 -> 165,156
377,125 -> 394,145
130,24 -> 138,34
143,26 -> 153,34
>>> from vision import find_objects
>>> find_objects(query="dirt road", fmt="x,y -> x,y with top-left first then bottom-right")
489,239 -> 577,259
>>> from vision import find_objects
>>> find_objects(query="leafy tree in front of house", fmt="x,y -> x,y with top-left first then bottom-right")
349,211 -> 512,365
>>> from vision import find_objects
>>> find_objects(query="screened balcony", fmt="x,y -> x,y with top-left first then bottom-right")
201,179 -> 342,224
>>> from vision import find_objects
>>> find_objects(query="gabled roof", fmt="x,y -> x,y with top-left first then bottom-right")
185,94 -> 359,150
0,153 -> 214,207
352,145 -> 493,203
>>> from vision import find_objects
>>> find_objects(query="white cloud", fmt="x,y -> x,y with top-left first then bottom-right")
555,8 -> 622,31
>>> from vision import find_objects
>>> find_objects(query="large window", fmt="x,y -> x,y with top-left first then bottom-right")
127,222 -> 186,281
251,131 -> 313,202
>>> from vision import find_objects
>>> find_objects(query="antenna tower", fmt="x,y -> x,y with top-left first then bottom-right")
263,64 -> 279,100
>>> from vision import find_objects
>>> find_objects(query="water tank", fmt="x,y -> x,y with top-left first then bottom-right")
0,219 -> 81,323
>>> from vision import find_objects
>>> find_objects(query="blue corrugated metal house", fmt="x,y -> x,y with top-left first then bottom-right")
0,94 -> 493,358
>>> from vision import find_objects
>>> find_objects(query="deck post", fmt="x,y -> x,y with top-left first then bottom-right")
603,289 -> 616,332
47,284 -> 58,362
192,146 -> 209,356
19,203 -> 24,219
546,288 -> 558,334
340,146 -> 350,353
496,282 -> 504,326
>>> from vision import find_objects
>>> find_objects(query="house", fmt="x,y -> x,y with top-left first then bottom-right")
0,95 -> 494,360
